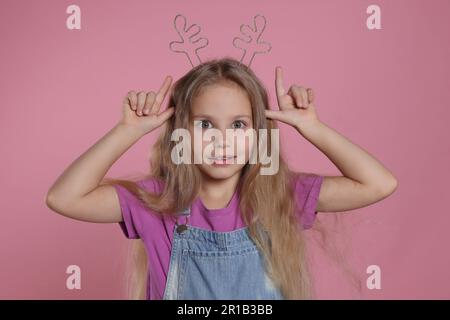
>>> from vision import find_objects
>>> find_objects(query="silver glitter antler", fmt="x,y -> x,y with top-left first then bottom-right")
169,14 -> 209,68
232,14 -> 272,67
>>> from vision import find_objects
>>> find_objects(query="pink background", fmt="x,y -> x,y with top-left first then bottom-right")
1,0 -> 449,299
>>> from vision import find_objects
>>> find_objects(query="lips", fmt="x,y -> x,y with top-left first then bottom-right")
208,155 -> 237,164
208,156 -> 236,161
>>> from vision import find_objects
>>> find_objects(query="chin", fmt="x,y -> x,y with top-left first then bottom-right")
198,164 -> 244,180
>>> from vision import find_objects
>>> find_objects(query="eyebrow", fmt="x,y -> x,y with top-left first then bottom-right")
191,114 -> 252,120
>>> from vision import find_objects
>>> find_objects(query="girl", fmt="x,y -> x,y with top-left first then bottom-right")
46,57 -> 398,300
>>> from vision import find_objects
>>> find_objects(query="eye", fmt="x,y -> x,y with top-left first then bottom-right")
232,120 -> 247,129
196,120 -> 212,129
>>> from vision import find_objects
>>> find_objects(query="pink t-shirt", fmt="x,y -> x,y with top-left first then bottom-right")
113,172 -> 324,300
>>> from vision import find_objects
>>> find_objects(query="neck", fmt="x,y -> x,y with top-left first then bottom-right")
198,171 -> 241,209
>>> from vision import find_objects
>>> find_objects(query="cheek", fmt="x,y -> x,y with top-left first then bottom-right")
236,129 -> 255,158
190,127 -> 203,162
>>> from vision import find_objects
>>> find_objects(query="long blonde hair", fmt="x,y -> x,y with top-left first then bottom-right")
104,57 -> 316,299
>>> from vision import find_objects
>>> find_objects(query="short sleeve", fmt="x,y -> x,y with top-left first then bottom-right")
113,183 -> 141,239
293,172 -> 324,230
113,179 -> 159,239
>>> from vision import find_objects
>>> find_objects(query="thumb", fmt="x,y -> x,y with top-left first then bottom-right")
265,109 -> 289,123
155,107 -> 175,126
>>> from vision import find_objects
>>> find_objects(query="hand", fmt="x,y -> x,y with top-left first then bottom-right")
265,66 -> 321,131
119,75 -> 175,135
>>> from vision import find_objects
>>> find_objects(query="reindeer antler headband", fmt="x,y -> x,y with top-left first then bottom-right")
169,14 -> 272,68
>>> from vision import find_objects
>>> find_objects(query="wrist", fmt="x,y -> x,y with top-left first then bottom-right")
115,122 -> 146,140
295,118 -> 323,135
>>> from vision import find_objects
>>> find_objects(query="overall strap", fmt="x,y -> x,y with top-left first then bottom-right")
175,206 -> 191,234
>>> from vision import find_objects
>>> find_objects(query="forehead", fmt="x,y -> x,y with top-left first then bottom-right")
191,83 -> 252,117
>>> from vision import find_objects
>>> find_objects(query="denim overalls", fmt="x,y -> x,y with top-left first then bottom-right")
162,206 -> 285,300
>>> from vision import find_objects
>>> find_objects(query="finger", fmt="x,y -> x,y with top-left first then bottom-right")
153,75 -> 173,114
128,91 -> 137,110
122,95 -> 131,108
155,107 -> 175,127
137,91 -> 147,116
299,86 -> 309,108
290,86 -> 304,108
307,88 -> 314,103
143,91 -> 156,115
275,66 -> 286,102
265,109 -> 289,123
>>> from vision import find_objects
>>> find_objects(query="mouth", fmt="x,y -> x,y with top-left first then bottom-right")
208,155 -> 237,165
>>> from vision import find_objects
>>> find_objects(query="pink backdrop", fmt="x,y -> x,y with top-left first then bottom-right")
1,0 -> 449,299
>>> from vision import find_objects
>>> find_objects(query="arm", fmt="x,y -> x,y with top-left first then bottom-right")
266,66 -> 398,213
296,120 -> 398,213
45,76 -> 175,223
45,123 -> 144,223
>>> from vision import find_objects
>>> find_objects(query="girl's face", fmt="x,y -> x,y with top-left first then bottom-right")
189,82 -> 254,181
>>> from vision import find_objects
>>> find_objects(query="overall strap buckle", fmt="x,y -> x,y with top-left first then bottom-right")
175,206 -> 191,234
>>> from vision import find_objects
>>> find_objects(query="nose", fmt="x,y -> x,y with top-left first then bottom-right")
213,129 -> 233,155
213,136 -> 230,148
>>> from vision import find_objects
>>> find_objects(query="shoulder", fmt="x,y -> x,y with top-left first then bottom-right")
114,176 -> 165,209
136,176 -> 165,194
